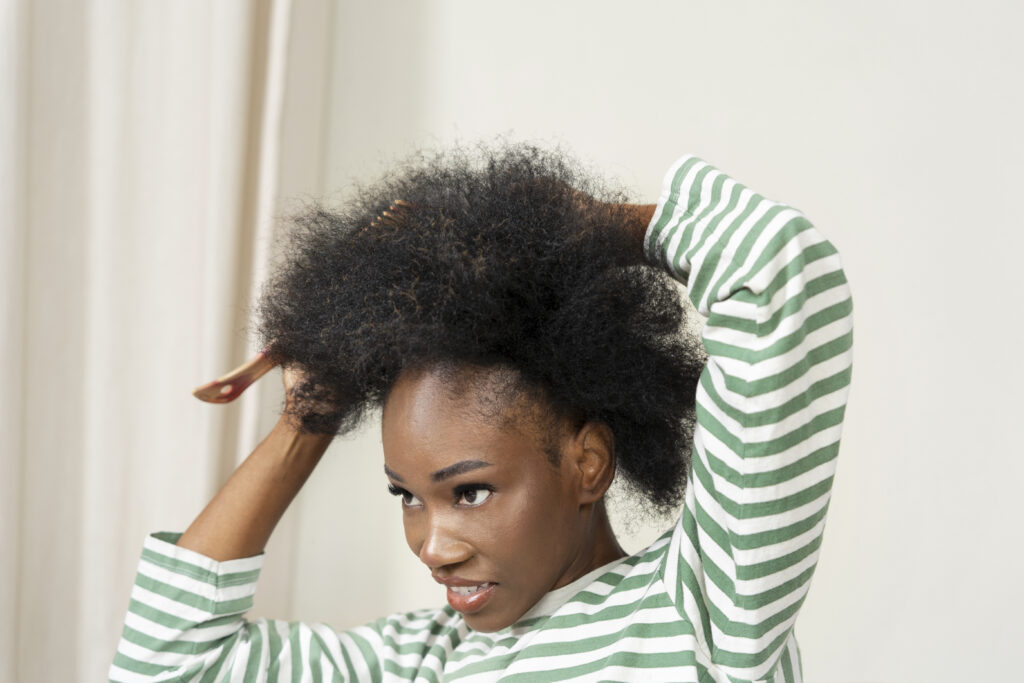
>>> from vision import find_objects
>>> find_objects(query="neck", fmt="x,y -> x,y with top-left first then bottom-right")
555,499 -> 626,589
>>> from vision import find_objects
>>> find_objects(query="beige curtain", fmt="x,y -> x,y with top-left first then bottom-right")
0,0 -> 335,680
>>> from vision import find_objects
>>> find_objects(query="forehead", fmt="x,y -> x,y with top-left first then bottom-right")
381,367 -> 552,475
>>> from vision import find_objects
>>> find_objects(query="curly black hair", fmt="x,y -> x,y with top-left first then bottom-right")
255,142 -> 704,513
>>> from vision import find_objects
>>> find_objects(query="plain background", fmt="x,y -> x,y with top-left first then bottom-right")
253,2 -> 1024,681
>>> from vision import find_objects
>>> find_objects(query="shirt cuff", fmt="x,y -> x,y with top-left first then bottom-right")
642,154 -> 701,280
137,532 -> 264,617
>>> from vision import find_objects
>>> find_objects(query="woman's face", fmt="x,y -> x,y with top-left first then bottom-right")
381,368 -> 600,632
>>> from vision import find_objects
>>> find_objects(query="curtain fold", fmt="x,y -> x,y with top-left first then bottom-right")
0,4 -> 29,683
1,1 -> 295,679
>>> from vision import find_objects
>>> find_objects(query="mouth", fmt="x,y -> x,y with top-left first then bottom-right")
443,582 -> 498,614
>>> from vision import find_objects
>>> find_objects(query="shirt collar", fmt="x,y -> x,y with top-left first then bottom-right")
512,555 -> 631,626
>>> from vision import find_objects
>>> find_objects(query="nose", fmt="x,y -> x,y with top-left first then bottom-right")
413,512 -> 474,569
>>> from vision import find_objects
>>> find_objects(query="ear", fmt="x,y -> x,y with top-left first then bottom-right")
568,421 -> 616,505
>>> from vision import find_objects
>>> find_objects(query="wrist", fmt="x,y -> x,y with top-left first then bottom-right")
620,203 -> 657,263
270,414 -> 335,464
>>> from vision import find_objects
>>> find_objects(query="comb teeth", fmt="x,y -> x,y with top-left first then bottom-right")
369,199 -> 414,228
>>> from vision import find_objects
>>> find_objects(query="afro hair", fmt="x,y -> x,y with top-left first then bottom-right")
255,142 -> 704,513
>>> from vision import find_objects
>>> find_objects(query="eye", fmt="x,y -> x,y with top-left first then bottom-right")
387,483 -> 422,508
455,485 -> 494,508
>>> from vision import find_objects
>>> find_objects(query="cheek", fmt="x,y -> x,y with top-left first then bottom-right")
402,514 -> 417,555
401,508 -> 431,558
485,478 -> 577,564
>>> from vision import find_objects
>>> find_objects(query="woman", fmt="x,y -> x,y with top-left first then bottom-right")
110,144 -> 853,682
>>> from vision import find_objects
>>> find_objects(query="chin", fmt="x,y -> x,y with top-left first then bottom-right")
462,602 -> 532,632
463,612 -> 509,633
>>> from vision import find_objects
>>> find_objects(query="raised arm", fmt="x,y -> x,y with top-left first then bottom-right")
109,370 -> 387,682
646,155 -> 853,681
176,367 -> 332,561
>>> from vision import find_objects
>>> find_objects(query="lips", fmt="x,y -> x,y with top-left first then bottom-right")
445,583 -> 496,613
433,575 -> 498,614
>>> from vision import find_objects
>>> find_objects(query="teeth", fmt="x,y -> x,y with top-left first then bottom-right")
450,583 -> 491,596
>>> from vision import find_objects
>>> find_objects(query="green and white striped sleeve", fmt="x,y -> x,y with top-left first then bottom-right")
108,532 -> 384,682
645,155 -> 854,681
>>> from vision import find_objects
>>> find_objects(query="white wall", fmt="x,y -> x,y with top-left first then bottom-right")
254,2 -> 1024,681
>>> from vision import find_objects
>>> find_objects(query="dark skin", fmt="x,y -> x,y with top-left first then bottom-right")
177,203 -> 657,630
382,367 -> 625,632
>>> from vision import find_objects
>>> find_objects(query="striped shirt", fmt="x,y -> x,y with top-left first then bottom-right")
110,154 -> 854,682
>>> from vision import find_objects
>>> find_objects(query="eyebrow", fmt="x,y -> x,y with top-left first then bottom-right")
384,459 -> 493,484
383,464 -> 405,482
430,459 -> 493,482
